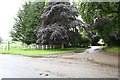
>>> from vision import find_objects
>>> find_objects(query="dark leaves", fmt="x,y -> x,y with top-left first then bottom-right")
36,2 -> 81,45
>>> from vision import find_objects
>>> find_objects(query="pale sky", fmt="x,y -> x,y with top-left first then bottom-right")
0,0 -> 79,41
0,0 -> 25,40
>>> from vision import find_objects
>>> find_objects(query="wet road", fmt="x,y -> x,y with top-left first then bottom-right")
0,47 -> 118,78
83,46 -> 104,54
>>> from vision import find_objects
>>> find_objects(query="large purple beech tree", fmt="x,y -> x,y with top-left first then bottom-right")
36,1 -> 86,49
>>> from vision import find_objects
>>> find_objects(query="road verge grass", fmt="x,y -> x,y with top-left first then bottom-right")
0,48 -> 85,55
104,46 -> 120,55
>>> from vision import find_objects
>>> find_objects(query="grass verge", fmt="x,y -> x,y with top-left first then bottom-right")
0,48 -> 85,55
104,46 -> 120,55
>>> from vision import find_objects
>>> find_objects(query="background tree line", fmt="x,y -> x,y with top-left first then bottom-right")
78,2 -> 120,46
11,1 -> 120,49
11,2 -> 46,45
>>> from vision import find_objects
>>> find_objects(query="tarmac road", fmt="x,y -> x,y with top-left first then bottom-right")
0,47 -> 118,78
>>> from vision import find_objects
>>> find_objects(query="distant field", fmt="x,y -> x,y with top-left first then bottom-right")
0,41 -> 25,50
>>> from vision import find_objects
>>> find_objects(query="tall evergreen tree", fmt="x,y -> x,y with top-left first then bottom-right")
11,2 -> 45,45
0,37 -> 2,43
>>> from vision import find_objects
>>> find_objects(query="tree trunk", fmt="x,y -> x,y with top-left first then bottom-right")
50,45 -> 52,49
53,45 -> 55,49
61,43 -> 64,49
35,44 -> 38,50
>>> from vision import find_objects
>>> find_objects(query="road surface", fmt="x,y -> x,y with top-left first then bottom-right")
0,46 -> 118,78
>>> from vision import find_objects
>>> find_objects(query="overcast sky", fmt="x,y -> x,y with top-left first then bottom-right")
0,0 -> 79,41
0,0 -> 25,40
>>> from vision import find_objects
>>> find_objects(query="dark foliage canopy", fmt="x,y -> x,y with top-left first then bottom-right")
79,2 -> 120,46
36,2 -> 85,46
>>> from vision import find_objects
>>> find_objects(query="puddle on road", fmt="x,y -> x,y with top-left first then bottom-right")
26,55 -> 59,59
63,57 -> 81,60
27,56 -> 46,58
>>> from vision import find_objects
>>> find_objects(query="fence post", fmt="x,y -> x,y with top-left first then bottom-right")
2,45 -> 5,53
7,41 -> 10,51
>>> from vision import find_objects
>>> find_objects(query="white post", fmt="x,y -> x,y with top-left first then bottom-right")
53,45 -> 55,49
42,45 -> 44,49
36,45 -> 38,49
46,45 -> 48,49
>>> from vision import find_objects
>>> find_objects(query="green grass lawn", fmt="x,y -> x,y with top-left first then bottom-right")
0,48 -> 85,55
104,46 -> 120,55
